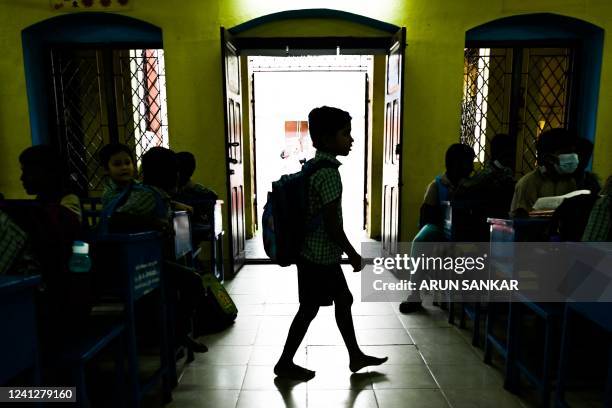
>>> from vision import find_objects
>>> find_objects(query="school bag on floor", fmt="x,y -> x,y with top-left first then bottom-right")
262,160 -> 338,266
193,273 -> 237,335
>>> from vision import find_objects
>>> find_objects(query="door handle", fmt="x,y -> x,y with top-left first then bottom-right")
395,144 -> 401,155
229,142 -> 240,147
229,169 -> 235,175
228,158 -> 238,164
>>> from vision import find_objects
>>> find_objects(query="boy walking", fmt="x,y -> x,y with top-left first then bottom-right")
274,106 -> 387,381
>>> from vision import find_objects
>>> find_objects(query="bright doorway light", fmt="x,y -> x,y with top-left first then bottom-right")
251,55 -> 371,245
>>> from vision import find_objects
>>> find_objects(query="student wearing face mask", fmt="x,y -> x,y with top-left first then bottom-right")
510,128 -> 578,217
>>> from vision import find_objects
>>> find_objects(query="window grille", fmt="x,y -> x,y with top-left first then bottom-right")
49,47 -> 169,194
460,46 -> 574,175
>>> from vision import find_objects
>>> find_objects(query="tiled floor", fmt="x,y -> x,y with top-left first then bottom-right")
162,264 -> 540,408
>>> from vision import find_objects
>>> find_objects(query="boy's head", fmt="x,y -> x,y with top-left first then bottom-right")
176,152 -> 196,187
19,145 -> 66,196
537,128 -> 578,176
445,143 -> 475,182
489,133 -> 515,168
99,143 -> 135,186
141,147 -> 178,194
308,106 -> 353,156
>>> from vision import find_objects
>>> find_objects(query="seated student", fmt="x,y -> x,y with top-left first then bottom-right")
454,133 -> 515,218
105,146 -> 173,233
19,145 -> 82,224
399,143 -> 475,314
582,176 -> 612,241
419,143 -> 475,228
105,146 -> 207,353
18,146 -> 89,350
510,128 -> 578,217
574,137 -> 601,195
175,151 -> 218,224
99,143 -> 137,208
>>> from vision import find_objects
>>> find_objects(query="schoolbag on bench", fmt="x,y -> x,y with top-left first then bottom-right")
262,160 -> 337,266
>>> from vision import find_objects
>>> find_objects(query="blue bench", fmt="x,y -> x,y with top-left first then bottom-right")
90,231 -> 172,407
486,217 -> 561,406
0,275 -> 42,387
555,301 -> 612,406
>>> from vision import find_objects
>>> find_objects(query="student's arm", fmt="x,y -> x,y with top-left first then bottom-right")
321,198 -> 362,271
510,176 -> 537,217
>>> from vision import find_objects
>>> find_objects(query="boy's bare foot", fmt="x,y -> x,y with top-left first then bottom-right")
274,361 -> 316,381
349,354 -> 388,373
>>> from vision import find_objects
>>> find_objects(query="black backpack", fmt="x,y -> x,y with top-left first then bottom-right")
262,160 -> 337,266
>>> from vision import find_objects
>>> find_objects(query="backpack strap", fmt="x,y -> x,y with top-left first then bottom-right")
98,183 -> 134,235
301,159 -> 340,230
97,183 -> 167,234
435,175 -> 449,205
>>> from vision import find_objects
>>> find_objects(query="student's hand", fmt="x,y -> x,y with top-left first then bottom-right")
349,253 -> 363,272
153,219 -> 174,237
172,201 -> 194,214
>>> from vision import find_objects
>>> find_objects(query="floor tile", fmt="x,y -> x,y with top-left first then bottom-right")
375,389 -> 449,408
428,364 -> 504,389
444,389 -> 524,407
242,365 -> 308,391
180,365 -> 247,389
360,345 -> 425,365
357,329 -> 413,345
307,389 -> 378,408
165,389 -> 240,408
306,368 -> 374,390
236,389 -> 306,408
408,327 -> 467,345
249,345 -> 306,366
369,365 -> 437,389
417,342 -> 482,365
192,345 -> 252,366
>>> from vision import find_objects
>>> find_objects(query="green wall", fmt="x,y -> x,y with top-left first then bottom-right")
1,0 -> 611,244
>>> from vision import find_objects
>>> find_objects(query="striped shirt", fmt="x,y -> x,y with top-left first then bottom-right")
582,180 -> 612,242
300,150 -> 343,265
0,210 -> 27,275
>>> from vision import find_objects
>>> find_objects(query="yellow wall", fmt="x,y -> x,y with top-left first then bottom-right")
2,0 -> 612,247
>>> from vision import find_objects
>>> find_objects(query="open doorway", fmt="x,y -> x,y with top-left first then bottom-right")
221,20 -> 405,273
245,55 -> 372,260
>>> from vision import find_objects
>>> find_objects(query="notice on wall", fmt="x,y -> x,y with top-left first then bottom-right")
50,0 -> 133,11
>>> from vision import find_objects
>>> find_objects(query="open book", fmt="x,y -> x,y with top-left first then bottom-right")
532,189 -> 591,211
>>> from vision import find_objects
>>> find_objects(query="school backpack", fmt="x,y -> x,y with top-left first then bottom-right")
262,159 -> 338,266
193,273 -> 238,335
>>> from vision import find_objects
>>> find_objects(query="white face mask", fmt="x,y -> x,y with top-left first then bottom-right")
554,153 -> 579,174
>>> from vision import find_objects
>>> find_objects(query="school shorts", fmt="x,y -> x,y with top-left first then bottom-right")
296,259 -> 353,307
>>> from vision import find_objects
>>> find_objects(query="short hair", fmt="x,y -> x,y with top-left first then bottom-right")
141,147 -> 177,190
98,143 -> 134,169
308,106 -> 351,149
19,145 -> 69,194
176,151 -> 196,185
489,133 -> 514,161
536,128 -> 575,159
19,145 -> 60,169
445,143 -> 475,169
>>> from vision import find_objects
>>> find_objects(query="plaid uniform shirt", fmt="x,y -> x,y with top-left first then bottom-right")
300,150 -> 343,265
116,184 -> 172,220
0,210 -> 27,275
582,182 -> 612,241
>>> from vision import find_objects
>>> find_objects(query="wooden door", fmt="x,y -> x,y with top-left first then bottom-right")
381,28 -> 406,257
221,28 -> 246,274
